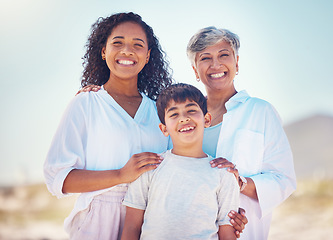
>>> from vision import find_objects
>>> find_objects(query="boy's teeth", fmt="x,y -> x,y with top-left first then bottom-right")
179,126 -> 194,132
118,60 -> 134,65
210,72 -> 225,78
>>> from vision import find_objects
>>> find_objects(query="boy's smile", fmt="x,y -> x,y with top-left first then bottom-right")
159,99 -> 211,157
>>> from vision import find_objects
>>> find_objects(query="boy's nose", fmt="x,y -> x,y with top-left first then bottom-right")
179,117 -> 190,123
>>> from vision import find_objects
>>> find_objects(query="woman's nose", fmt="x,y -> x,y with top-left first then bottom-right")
211,58 -> 222,69
120,44 -> 133,55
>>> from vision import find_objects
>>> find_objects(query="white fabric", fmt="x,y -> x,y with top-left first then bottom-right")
44,86 -> 169,235
123,150 -> 240,240
69,185 -> 127,240
214,90 -> 297,240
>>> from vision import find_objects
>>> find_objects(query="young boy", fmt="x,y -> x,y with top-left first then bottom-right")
121,83 -> 240,240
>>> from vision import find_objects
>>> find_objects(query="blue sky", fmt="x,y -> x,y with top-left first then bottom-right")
1,0 -> 332,186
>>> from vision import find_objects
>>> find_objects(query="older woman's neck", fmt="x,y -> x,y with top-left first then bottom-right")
206,87 -> 237,109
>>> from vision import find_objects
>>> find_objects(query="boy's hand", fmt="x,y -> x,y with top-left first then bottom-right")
76,85 -> 101,95
228,208 -> 248,238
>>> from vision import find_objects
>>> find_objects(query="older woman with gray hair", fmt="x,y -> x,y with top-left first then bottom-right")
187,26 -> 296,239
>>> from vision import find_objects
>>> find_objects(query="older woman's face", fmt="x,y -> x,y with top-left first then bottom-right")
193,40 -> 239,92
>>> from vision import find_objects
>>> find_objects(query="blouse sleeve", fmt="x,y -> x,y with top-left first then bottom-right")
251,104 -> 297,218
43,95 -> 88,198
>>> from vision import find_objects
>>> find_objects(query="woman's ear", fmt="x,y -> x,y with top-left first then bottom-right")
101,47 -> 106,60
192,65 -> 200,80
204,113 -> 212,128
146,49 -> 151,64
159,123 -> 169,137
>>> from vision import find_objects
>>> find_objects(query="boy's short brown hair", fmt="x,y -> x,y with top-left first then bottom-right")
156,83 -> 207,125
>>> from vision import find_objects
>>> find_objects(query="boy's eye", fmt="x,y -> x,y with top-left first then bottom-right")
169,113 -> 178,118
188,109 -> 197,113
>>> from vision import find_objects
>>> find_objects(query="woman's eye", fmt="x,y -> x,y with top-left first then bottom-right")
112,41 -> 122,45
200,57 -> 210,61
220,54 -> 229,58
134,43 -> 144,48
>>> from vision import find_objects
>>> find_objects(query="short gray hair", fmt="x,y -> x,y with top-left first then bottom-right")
186,26 -> 240,66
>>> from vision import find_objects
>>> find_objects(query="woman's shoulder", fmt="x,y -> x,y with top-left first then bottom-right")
244,94 -> 274,110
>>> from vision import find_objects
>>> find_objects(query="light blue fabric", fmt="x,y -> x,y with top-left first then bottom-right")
203,122 -> 222,158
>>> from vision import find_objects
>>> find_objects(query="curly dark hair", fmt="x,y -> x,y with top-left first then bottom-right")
81,12 -> 173,100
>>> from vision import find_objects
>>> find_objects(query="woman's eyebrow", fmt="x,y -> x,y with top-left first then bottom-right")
112,36 -> 145,43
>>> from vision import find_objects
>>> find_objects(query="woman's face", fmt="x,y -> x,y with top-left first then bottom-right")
101,21 -> 151,81
193,40 -> 239,93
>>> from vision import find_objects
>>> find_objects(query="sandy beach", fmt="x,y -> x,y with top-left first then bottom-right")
0,180 -> 332,240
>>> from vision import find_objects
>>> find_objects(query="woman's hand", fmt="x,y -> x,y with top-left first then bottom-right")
210,157 -> 240,184
76,85 -> 101,95
228,208 -> 248,238
119,152 -> 163,183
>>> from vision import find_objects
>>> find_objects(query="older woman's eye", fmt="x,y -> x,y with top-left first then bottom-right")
200,57 -> 210,61
134,43 -> 144,48
220,54 -> 229,58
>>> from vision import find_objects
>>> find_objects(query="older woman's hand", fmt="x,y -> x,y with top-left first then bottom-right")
210,157 -> 240,181
229,208 -> 248,238
76,85 -> 101,95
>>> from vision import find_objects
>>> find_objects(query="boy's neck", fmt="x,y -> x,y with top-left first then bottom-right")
171,145 -> 207,158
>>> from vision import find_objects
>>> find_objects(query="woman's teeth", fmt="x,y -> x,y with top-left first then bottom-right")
118,60 -> 135,65
210,72 -> 225,78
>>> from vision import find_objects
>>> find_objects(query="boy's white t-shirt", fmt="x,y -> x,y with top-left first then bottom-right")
123,150 -> 240,240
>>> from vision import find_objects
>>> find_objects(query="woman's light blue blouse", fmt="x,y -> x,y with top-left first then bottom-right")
203,122 -> 222,158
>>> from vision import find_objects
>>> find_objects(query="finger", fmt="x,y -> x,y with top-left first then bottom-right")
229,211 -> 244,232
133,152 -> 163,167
239,208 -> 246,216
91,86 -> 101,92
210,158 -> 229,168
235,230 -> 240,238
217,162 -> 235,169
138,156 -> 163,168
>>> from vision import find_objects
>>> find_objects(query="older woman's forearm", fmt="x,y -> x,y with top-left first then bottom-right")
241,177 -> 258,200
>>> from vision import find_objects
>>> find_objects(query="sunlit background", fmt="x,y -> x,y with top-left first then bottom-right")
0,0 -> 332,239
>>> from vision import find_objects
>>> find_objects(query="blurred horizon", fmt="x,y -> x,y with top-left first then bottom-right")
1,0 -> 333,187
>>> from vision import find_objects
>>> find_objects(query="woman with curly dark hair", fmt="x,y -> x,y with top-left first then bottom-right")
81,12 -> 172,100
44,12 -> 172,239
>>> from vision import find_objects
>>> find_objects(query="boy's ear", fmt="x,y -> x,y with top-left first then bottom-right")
204,113 -> 212,128
159,123 -> 169,137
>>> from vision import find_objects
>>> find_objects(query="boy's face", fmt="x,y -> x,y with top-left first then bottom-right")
159,99 -> 211,148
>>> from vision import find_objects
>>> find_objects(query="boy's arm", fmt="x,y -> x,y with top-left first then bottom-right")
218,225 -> 236,240
121,207 -> 145,240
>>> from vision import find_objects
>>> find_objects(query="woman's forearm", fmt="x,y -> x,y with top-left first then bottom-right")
241,177 -> 258,200
62,169 -> 123,193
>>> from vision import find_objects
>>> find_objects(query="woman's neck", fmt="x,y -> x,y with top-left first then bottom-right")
206,87 -> 237,126
104,78 -> 140,97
